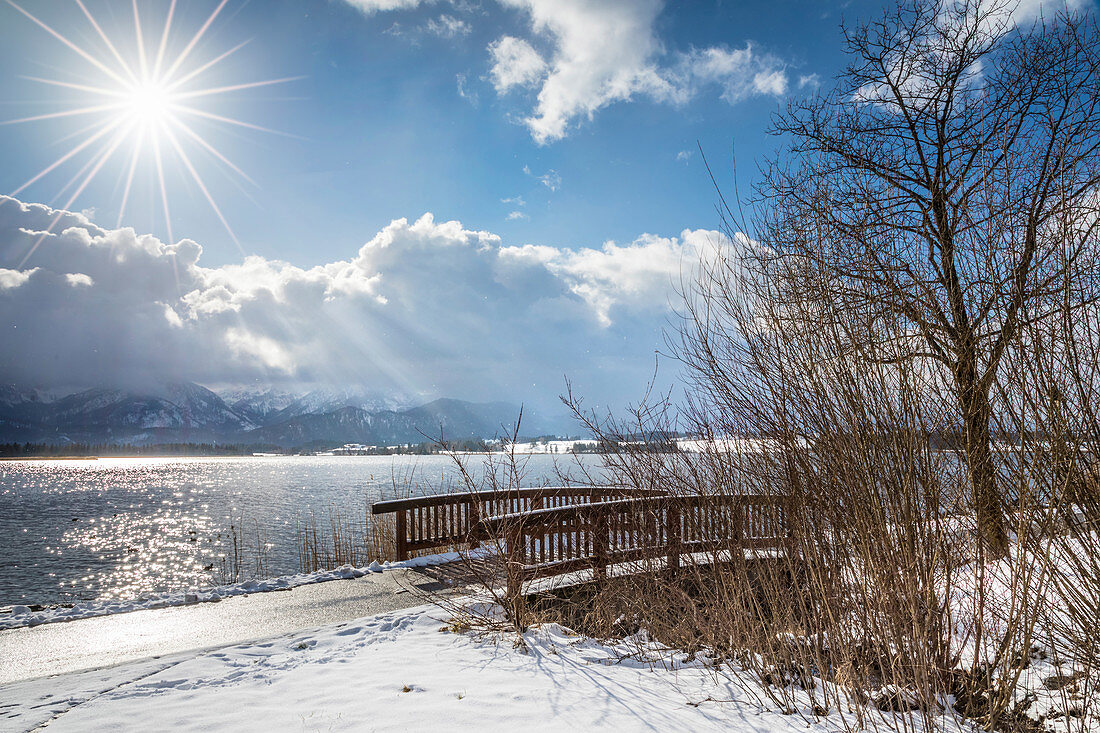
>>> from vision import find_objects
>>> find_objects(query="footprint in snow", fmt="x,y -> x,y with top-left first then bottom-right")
334,626 -> 361,636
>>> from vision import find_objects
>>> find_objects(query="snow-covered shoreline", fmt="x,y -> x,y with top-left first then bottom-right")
0,601 -> 962,733
0,550 -> 468,631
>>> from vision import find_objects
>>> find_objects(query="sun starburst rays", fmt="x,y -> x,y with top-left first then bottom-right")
3,0 -> 299,266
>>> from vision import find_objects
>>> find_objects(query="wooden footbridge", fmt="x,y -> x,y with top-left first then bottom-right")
372,486 -> 792,597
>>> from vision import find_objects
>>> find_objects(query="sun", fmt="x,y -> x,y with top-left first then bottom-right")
125,81 -> 174,127
2,0 -> 300,266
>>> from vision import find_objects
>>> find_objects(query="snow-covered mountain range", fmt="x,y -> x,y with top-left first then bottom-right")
0,382 -> 572,447
221,387 -> 411,426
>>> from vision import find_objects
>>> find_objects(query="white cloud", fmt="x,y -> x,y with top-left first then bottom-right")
495,0 -> 675,143
501,228 -> 725,326
857,0 -> 1090,108
682,45 -> 788,103
489,1 -> 788,143
967,0 -> 1091,34
488,36 -> 547,92
523,165 -> 561,191
224,328 -> 297,374
506,210 -> 529,221
798,73 -> 821,89
426,14 -> 471,37
0,196 -> 723,408
675,150 -> 692,163
339,0 -> 793,143
752,68 -> 788,96
162,303 -> 184,329
343,0 -> 430,14
501,195 -> 527,207
0,268 -> 35,290
456,73 -> 478,103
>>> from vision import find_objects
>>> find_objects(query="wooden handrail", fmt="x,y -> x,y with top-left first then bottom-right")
481,494 -> 792,604
479,494 -> 782,530
370,485 -> 669,560
370,486 -> 660,514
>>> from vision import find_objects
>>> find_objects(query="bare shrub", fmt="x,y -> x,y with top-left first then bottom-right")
413,2 -> 1100,726
532,1 -> 1100,726
1011,259 -> 1100,731
427,8 -> 1100,729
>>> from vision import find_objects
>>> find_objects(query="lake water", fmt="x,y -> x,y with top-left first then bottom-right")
0,454 -> 601,608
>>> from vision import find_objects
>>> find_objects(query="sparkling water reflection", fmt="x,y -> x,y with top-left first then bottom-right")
0,455 -> 593,607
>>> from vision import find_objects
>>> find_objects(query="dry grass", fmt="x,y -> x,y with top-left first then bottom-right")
295,502 -> 398,572
214,515 -> 270,585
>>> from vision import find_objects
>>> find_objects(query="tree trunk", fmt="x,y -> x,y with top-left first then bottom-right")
957,358 -> 1009,558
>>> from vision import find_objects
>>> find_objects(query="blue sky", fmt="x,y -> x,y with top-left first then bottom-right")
0,0 -> 871,265
0,0 -> 1064,415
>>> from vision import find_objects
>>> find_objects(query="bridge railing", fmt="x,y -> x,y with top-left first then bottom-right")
478,494 -> 791,600
370,486 -> 668,560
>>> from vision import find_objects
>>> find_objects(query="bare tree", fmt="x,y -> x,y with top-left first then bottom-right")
745,0 -> 1100,555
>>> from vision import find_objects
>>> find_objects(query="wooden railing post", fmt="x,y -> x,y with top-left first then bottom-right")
733,498 -> 745,554
504,520 -> 525,627
468,496 -> 482,550
593,505 -> 609,581
783,494 -> 799,562
667,501 -> 681,574
395,510 -> 408,561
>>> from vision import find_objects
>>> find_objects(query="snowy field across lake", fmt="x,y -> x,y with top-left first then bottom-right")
0,455 -> 595,608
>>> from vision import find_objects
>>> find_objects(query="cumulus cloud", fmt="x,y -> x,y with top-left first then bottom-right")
482,0 -> 1085,144
0,268 -> 35,290
501,229 -> 725,326
506,211 -> 529,221
487,0 -> 789,143
493,0 -> 677,143
489,36 -> 548,92
0,196 -> 727,409
337,0 -> 792,143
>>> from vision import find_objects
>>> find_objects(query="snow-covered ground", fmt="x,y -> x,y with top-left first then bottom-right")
502,439 -> 598,454
0,551 -> 471,631
0,601 -> 967,733
3,516 -> 1096,731
2,546 -> 1096,731
500,436 -> 807,454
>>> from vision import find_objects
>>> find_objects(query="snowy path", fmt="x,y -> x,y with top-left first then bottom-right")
0,569 -> 438,685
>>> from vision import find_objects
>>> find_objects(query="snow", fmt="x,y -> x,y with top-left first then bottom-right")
0,550 -> 475,631
500,437 -> 812,454
0,601 -> 969,733
2,508 -> 1096,731
1,539 -> 1095,731
505,439 -> 598,454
